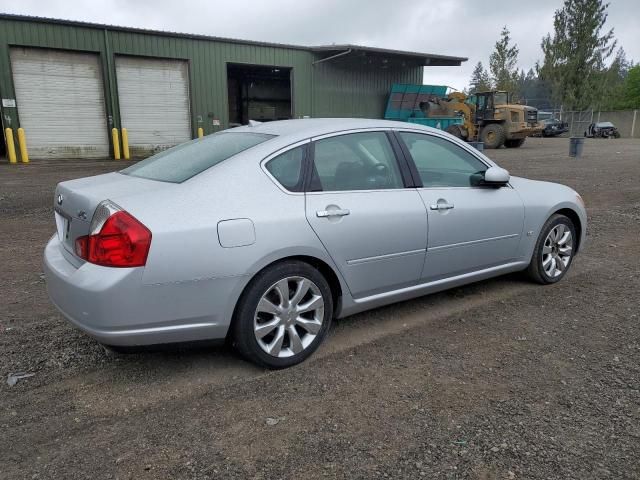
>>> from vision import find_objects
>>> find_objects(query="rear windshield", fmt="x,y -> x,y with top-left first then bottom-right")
121,132 -> 275,183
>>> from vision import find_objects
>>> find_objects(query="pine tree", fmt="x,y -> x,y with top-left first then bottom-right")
489,27 -> 519,92
540,0 -> 616,110
605,54 -> 639,110
468,61 -> 492,93
623,65 -> 640,108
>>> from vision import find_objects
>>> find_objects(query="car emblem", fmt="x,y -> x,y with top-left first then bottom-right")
57,194 -> 64,206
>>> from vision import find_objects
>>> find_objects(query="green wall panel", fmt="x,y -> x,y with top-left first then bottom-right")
0,17 -> 429,158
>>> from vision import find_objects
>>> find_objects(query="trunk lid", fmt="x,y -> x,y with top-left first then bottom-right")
53,172 -> 167,257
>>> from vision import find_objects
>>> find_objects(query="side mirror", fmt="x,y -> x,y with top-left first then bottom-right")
482,166 -> 510,186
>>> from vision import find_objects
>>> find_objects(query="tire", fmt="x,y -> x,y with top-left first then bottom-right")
445,124 -> 463,139
231,260 -> 333,369
526,214 -> 576,285
480,124 -> 506,149
504,138 -> 525,148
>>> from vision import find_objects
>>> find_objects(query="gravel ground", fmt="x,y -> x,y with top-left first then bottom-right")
1,137 -> 639,479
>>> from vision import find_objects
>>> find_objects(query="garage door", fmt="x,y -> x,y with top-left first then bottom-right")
10,48 -> 109,159
115,56 -> 191,156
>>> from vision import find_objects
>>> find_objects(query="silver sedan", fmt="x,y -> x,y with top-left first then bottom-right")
44,119 -> 586,368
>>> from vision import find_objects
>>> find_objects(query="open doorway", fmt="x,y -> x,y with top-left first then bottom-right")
227,63 -> 292,126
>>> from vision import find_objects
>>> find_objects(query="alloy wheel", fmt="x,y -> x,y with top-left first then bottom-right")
542,223 -> 573,278
254,276 -> 324,358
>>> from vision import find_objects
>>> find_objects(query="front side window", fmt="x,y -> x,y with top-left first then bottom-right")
265,145 -> 305,192
311,132 -> 403,192
122,132 -> 274,183
399,132 -> 487,187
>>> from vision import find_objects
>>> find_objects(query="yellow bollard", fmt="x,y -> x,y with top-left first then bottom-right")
5,128 -> 17,164
17,128 -> 29,164
197,127 -> 204,138
111,128 -> 121,160
121,128 -> 130,160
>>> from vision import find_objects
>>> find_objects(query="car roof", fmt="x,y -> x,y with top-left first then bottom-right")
229,118 -> 437,142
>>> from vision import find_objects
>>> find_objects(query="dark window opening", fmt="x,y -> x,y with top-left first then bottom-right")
227,64 -> 292,126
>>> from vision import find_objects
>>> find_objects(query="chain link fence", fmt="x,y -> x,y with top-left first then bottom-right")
555,109 -> 639,138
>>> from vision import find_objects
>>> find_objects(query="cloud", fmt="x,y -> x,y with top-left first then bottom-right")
1,0 -> 637,90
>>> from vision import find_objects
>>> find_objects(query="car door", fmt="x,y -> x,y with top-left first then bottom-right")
305,130 -> 428,298
396,131 -> 525,282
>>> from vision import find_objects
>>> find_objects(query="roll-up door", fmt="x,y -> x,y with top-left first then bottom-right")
115,56 -> 191,157
10,48 -> 109,159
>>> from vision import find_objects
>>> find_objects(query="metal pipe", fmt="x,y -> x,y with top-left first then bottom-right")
111,128 -> 121,160
121,128 -> 130,160
17,128 -> 29,163
312,49 -> 352,65
5,128 -> 16,164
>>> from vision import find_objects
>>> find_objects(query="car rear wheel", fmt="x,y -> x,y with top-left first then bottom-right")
231,260 -> 333,368
526,214 -> 576,284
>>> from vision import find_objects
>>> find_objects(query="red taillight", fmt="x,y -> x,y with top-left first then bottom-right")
75,210 -> 151,267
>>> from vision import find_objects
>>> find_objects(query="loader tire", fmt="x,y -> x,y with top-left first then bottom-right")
480,124 -> 506,149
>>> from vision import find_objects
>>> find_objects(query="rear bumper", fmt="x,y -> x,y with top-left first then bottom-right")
43,235 -> 241,346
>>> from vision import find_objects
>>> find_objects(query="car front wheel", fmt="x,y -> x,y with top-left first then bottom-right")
526,214 -> 576,284
231,260 -> 333,368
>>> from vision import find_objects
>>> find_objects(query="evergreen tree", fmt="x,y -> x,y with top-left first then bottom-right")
623,65 -> 640,108
598,47 -> 631,109
608,63 -> 640,109
540,0 -> 616,109
468,61 -> 492,93
489,26 -> 519,92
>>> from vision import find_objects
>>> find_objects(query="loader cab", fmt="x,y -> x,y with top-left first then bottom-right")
472,92 -> 494,123
472,91 -> 512,122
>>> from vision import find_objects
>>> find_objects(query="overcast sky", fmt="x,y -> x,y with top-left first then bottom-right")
1,0 -> 637,90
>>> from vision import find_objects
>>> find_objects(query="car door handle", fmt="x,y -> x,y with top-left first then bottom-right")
430,203 -> 455,210
316,209 -> 350,218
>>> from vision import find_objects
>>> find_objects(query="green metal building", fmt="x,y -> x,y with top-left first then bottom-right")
0,14 -> 466,159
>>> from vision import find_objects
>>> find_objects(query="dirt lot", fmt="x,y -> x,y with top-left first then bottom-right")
1,137 -> 639,479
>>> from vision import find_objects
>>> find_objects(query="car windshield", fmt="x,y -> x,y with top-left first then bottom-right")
121,131 -> 275,183
596,122 -> 614,128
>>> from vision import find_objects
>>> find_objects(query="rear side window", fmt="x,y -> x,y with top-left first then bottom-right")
265,146 -> 306,192
311,132 -> 404,191
122,132 -> 274,183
